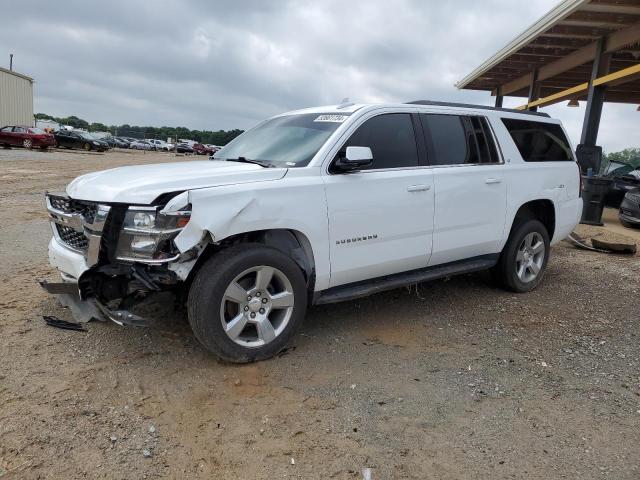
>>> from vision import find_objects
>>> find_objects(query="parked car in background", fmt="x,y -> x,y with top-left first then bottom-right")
176,142 -> 194,153
129,140 -> 154,150
619,188 -> 640,229
0,125 -> 55,149
54,130 -> 109,151
192,143 -> 214,155
114,137 -> 131,148
147,139 -> 174,151
100,136 -> 129,149
111,137 -> 130,148
603,161 -> 640,207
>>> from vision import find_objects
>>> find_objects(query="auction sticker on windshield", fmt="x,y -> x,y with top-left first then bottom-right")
314,115 -> 349,123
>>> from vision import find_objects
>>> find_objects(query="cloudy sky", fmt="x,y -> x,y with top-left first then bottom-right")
2,0 -> 637,152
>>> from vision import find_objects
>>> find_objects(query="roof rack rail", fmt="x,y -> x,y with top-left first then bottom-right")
406,100 -> 550,118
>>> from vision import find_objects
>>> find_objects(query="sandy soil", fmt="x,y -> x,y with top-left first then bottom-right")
1,147 -> 639,479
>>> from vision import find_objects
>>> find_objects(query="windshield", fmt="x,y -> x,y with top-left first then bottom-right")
213,113 -> 350,167
29,127 -> 46,134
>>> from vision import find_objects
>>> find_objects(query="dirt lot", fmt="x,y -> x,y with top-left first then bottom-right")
1,147 -> 639,479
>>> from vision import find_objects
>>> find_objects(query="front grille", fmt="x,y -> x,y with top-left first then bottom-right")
56,224 -> 89,251
49,195 -> 98,223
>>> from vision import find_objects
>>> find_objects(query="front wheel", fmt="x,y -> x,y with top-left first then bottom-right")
23,139 -> 33,149
492,219 -> 550,293
83,142 -> 92,151
188,243 -> 308,363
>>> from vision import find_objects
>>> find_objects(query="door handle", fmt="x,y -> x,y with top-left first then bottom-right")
407,184 -> 431,192
485,178 -> 502,184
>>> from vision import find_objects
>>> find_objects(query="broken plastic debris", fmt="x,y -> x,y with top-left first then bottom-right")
362,467 -> 373,480
290,458 -> 295,465
43,315 -> 87,331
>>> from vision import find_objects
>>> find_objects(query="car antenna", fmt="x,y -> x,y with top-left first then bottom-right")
337,97 -> 354,109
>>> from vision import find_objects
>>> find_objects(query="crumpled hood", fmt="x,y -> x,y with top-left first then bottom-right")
66,160 -> 287,204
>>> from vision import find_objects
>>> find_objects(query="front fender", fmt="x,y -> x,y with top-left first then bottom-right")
173,175 -> 331,290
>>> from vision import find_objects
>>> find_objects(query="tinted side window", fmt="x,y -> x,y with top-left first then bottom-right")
420,114 -> 499,165
342,113 -> 419,170
502,118 -> 572,162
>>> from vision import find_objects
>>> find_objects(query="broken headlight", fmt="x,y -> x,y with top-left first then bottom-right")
115,203 -> 191,263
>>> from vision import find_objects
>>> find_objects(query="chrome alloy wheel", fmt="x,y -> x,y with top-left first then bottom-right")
515,232 -> 545,283
219,265 -> 295,348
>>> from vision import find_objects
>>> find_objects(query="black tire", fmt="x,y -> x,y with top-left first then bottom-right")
492,219 -> 550,293
83,142 -> 91,151
188,243 -> 308,363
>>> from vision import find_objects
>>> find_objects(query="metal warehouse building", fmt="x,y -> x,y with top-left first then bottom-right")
0,67 -> 34,127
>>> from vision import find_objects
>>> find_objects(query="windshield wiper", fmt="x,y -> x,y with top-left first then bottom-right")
224,157 -> 274,168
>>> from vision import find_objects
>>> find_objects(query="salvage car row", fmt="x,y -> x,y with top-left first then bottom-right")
0,125 -> 218,154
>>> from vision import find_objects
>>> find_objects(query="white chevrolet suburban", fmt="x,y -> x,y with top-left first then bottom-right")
42,101 -> 582,362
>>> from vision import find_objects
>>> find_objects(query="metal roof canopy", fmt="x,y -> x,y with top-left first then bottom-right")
456,0 -> 640,106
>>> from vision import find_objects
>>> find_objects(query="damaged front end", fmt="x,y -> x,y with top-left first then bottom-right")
41,191 -> 201,326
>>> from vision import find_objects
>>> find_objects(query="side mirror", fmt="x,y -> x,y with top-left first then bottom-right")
335,146 -> 373,172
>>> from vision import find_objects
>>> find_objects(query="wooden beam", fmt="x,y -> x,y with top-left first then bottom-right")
501,21 -> 640,95
515,63 -> 640,109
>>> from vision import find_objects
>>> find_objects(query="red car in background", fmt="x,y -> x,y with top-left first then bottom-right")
0,126 -> 55,150
192,143 -> 214,155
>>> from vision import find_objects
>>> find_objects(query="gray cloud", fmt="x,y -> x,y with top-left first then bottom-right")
1,0 -> 636,151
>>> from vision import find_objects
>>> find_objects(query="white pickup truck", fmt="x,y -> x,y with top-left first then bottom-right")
42,101 -> 582,362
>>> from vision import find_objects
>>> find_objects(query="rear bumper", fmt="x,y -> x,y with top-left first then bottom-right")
35,137 -> 55,147
552,197 -> 583,244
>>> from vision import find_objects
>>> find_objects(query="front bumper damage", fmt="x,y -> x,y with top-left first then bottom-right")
42,191 -> 201,327
39,278 -> 147,327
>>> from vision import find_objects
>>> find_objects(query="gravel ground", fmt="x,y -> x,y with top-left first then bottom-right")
0,147 -> 639,479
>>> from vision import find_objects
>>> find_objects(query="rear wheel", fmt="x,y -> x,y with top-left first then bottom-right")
492,219 -> 550,293
188,243 -> 307,363
23,139 -> 33,149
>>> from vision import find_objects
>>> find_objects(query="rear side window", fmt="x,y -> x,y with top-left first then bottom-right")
342,113 -> 419,170
420,114 -> 499,165
501,118 -> 572,162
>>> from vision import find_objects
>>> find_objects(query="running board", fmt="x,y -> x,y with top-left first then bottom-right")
313,255 -> 498,305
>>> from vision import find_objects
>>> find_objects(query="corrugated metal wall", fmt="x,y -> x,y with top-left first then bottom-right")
0,70 -> 34,127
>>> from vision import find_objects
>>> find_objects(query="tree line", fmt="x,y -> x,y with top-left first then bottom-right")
35,113 -> 244,146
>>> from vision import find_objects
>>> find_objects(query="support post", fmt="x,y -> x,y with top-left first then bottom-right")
527,70 -> 541,112
580,38 -> 611,147
494,86 -> 503,108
